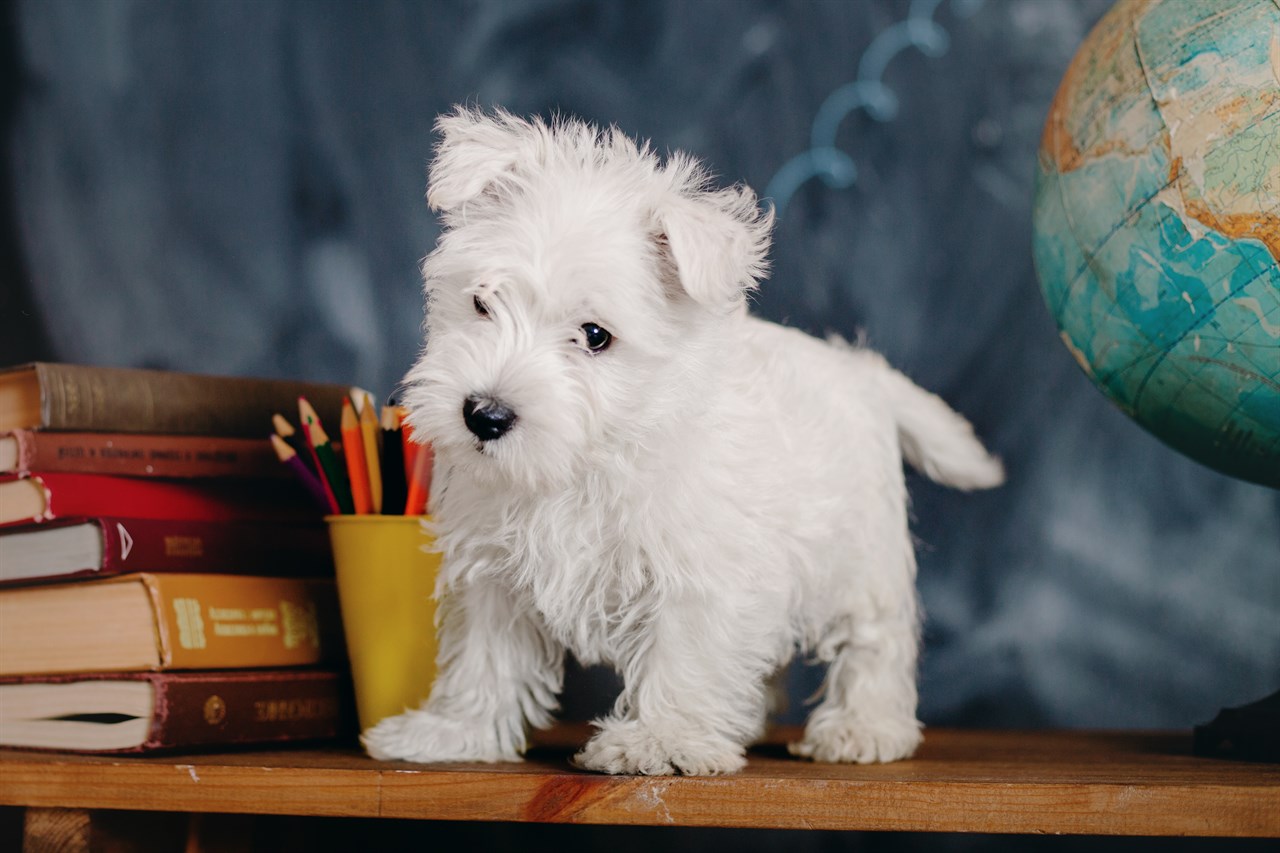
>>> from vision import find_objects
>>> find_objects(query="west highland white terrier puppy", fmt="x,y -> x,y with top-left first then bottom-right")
362,107 -> 1004,775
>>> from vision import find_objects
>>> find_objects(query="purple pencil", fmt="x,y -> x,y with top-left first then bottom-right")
271,433 -> 337,513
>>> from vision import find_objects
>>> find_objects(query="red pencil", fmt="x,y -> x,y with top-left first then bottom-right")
403,441 -> 434,515
400,408 -> 419,488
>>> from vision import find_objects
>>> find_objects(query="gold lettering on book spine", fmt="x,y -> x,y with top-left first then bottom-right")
253,697 -> 338,722
164,536 -> 204,557
209,604 -> 281,638
173,598 -> 206,649
62,379 -> 80,422
280,601 -> 320,650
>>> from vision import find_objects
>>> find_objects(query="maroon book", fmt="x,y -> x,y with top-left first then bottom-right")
0,516 -> 332,586
0,429 -> 288,479
0,669 -> 351,753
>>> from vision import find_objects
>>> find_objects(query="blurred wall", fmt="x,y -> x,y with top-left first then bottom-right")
7,0 -> 1278,730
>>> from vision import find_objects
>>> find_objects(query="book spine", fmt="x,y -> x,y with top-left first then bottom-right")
92,517 -> 331,577
1,472 -> 316,528
10,429 -> 35,471
0,517 -> 331,586
143,573 -> 342,669
31,362 -> 349,437
2,430 -> 287,479
141,671 -> 348,752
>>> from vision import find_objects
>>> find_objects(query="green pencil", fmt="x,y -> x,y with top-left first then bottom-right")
298,396 -> 354,514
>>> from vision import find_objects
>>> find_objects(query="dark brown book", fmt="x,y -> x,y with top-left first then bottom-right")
0,362 -> 350,438
0,669 -> 350,753
0,429 -> 287,479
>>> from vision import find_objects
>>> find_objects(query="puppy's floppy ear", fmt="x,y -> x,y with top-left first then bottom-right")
656,161 -> 774,308
427,106 -> 534,213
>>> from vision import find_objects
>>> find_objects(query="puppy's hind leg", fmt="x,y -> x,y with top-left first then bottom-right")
789,597 -> 923,764
362,578 -> 563,763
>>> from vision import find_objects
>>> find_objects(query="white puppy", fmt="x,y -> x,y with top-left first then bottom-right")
363,107 -> 1004,775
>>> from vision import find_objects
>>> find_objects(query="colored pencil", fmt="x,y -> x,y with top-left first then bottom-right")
272,413 -> 318,475
399,407 -> 420,486
271,434 -> 335,512
404,441 -> 434,515
340,397 -> 372,514
379,405 -> 407,516
359,391 -> 383,514
288,405 -> 336,511
350,386 -> 372,414
298,396 -> 354,514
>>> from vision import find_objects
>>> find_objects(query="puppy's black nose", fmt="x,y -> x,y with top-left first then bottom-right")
463,396 -> 517,441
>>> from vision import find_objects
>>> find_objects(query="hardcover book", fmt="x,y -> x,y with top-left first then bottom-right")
0,573 -> 341,676
0,430 -> 287,479
0,517 -> 332,585
0,669 -> 350,752
0,472 -> 315,528
0,362 -> 350,437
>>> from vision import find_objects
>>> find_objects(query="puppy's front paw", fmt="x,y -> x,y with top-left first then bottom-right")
361,709 -> 520,764
788,714 -> 922,764
574,720 -> 747,776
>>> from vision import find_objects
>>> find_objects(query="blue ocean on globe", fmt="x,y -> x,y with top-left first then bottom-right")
1032,0 -> 1279,487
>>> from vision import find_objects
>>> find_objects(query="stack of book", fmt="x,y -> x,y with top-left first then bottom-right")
0,362 -> 355,753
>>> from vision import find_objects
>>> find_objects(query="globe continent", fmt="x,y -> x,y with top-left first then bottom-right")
1032,0 -> 1280,487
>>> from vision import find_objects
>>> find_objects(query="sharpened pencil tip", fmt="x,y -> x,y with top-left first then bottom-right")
272,413 -> 295,437
270,432 -> 296,461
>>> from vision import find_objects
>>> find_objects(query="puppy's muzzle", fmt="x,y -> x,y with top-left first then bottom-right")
463,396 -> 518,442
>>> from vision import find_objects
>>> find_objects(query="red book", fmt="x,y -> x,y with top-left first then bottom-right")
0,516 -> 332,586
0,429 -> 287,479
0,472 -> 316,528
0,669 -> 351,753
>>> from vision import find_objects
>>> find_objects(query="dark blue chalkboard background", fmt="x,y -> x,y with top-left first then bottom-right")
3,1 -> 1277,844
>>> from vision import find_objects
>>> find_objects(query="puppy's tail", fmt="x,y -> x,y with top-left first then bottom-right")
868,352 -> 1005,491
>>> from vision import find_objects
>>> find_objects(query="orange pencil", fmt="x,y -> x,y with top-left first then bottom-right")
359,391 -> 383,514
340,397 -> 372,514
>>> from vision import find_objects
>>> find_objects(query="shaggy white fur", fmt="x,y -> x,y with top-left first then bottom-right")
361,107 -> 1005,775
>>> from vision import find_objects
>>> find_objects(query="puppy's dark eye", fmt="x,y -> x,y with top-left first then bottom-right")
580,323 -> 613,353
473,295 -> 489,317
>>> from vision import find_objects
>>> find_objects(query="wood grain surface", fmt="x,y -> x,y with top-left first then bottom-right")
1,728 -> 1276,837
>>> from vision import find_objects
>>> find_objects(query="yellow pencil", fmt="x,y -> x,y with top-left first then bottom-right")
359,391 -> 383,514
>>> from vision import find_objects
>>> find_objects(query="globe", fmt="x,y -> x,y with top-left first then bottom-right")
1032,0 -> 1279,488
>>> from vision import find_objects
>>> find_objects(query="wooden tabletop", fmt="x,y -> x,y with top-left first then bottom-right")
1,728 -> 1277,837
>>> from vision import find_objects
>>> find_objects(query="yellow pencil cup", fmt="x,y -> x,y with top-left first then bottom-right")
326,515 -> 440,733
